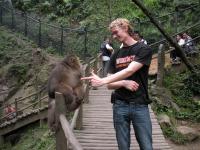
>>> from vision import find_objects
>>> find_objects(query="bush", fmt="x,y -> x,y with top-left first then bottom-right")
6,64 -> 29,84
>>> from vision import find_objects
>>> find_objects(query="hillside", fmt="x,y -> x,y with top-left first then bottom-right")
0,26 -> 59,150
0,26 -> 62,108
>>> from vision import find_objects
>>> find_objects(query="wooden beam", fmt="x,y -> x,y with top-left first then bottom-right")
60,114 -> 83,150
55,92 -> 68,150
156,44 -> 165,87
55,92 -> 83,150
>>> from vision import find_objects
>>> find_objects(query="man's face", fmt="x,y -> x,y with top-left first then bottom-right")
111,27 -> 128,42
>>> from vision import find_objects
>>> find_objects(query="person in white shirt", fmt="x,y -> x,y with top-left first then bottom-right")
182,32 -> 197,55
176,34 -> 185,46
170,34 -> 185,64
100,37 -> 114,77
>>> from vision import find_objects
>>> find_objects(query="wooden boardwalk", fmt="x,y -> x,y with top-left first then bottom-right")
74,86 -> 172,150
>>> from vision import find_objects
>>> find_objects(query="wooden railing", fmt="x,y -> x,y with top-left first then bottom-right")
54,54 -> 101,150
0,88 -> 47,124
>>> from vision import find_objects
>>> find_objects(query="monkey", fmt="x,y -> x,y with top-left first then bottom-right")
47,54 -> 84,131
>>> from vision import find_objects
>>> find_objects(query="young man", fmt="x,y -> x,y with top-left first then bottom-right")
82,18 -> 153,150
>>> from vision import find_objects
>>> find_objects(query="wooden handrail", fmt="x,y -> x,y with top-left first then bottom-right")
0,94 -> 47,123
17,101 -> 39,113
0,89 -> 45,111
70,107 -> 80,129
60,114 -> 83,150
0,100 -> 40,121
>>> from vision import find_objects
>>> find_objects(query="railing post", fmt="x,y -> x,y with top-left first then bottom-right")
97,54 -> 102,77
174,6 -> 178,33
75,105 -> 83,130
14,98 -> 18,118
0,5 -> 2,24
199,0 -> 200,8
85,64 -> 90,103
0,135 -> 4,145
83,27 -> 88,59
55,92 -> 68,150
11,8 -> 15,29
60,25 -> 64,55
156,44 -> 165,87
38,91 -> 43,127
93,59 -> 97,74
38,19 -> 42,47
24,12 -> 27,36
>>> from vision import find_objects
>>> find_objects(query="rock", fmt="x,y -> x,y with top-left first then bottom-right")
149,86 -> 180,112
180,121 -> 187,126
157,114 -> 172,128
177,126 -> 199,141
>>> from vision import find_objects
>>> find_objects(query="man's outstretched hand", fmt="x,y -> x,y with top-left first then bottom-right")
81,71 -> 106,87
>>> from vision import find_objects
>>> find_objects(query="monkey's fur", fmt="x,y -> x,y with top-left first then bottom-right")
47,55 -> 84,131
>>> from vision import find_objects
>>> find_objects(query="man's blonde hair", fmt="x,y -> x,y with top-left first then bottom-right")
109,18 -> 133,35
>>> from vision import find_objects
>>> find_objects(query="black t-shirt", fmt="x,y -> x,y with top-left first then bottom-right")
108,42 -> 152,104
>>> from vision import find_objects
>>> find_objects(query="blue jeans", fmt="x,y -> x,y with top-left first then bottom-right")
113,100 -> 153,150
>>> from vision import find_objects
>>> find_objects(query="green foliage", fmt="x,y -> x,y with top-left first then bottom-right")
163,69 -> 200,122
184,71 -> 200,95
162,126 -> 187,144
6,63 -> 29,84
0,123 -> 55,150
45,46 -> 58,54
38,1 -> 52,13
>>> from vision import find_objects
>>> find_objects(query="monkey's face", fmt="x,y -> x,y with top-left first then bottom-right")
63,55 -> 81,69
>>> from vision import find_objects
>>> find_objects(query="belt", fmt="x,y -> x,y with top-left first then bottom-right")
125,100 -> 147,105
114,99 -> 147,105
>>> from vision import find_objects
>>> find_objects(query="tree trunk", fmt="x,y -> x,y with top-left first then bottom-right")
156,44 -> 165,87
131,0 -> 196,73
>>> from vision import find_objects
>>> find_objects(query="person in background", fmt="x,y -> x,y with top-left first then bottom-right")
176,34 -> 185,46
170,34 -> 185,64
100,37 -> 114,77
82,18 -> 153,150
182,32 -> 197,56
5,104 -> 16,120
132,31 -> 147,45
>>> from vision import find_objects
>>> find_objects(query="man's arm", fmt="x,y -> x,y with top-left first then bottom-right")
106,72 -> 139,92
103,61 -> 143,85
107,74 -> 125,89
81,61 -> 143,87
106,44 -> 114,52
